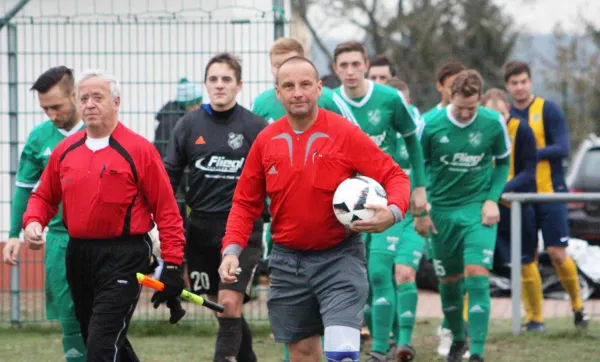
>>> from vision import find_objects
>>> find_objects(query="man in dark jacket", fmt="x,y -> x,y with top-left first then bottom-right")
154,78 -> 203,157
154,78 -> 203,226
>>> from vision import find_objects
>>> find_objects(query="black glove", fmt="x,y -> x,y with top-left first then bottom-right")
151,262 -> 185,308
166,298 -> 186,324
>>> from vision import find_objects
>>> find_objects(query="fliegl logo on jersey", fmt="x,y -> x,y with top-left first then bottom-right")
440,153 -> 485,169
195,155 -> 245,173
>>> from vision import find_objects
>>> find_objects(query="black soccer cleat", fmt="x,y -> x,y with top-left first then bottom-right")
395,344 -> 415,361
468,354 -> 484,362
446,340 -> 467,362
574,308 -> 590,330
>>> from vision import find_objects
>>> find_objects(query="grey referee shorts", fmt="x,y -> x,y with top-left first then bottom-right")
267,234 -> 369,344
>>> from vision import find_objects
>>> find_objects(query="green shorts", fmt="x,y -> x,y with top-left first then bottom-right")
367,222 -> 402,256
429,203 -> 497,278
45,230 -> 77,321
393,213 -> 426,270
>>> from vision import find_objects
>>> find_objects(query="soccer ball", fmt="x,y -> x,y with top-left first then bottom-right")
332,176 -> 388,227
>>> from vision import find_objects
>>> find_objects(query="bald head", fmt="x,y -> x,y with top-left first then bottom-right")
275,56 -> 319,85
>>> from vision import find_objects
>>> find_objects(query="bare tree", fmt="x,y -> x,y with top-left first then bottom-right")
292,0 -> 518,108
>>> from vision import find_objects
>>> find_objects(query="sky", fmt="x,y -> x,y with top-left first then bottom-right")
313,0 -> 600,40
499,0 -> 600,34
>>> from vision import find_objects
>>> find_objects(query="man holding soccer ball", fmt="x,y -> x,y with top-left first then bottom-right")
218,56 -> 410,362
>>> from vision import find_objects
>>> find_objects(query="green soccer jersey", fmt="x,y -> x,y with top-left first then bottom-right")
396,105 -> 423,175
422,103 -> 444,121
16,120 -> 85,231
421,105 -> 511,207
335,81 -> 417,164
251,87 -> 357,124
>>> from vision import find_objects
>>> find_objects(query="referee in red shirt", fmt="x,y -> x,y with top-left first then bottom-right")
218,57 -> 411,362
22,69 -> 186,362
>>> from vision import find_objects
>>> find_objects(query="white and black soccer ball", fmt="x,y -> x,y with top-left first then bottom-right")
332,176 -> 388,227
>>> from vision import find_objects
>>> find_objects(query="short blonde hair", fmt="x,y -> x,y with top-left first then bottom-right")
482,88 -> 509,107
270,38 -> 304,57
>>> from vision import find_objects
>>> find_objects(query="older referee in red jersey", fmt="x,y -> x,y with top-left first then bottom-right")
23,69 -> 186,362
219,57 -> 411,362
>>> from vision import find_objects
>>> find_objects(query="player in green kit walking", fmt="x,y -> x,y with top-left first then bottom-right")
2,66 -> 86,361
384,78 -> 426,361
417,70 -> 510,362
251,37 -> 357,362
419,61 -> 472,359
333,41 -> 428,362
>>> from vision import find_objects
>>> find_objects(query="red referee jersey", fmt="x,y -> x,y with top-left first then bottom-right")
23,122 -> 185,265
222,109 -> 410,253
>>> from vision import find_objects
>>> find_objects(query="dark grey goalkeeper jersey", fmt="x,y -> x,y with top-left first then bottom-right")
164,103 -> 268,215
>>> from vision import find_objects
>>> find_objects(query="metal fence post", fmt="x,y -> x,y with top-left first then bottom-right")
7,23 -> 21,328
273,0 -> 285,40
510,201 -> 522,336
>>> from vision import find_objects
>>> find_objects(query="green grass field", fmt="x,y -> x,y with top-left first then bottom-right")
0,318 -> 598,361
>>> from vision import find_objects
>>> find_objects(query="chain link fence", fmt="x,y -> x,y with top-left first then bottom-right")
0,0 -> 290,326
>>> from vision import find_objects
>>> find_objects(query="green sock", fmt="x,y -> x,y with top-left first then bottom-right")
369,254 -> 396,354
396,281 -> 418,346
60,319 -> 86,362
465,276 -> 490,357
283,344 -> 289,361
392,302 -> 400,345
364,296 -> 373,337
439,280 -> 465,341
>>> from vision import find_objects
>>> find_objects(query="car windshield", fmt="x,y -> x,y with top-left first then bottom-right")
579,148 -> 600,189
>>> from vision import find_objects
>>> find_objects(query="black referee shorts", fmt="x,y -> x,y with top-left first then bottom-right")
66,235 -> 152,362
185,214 -> 262,303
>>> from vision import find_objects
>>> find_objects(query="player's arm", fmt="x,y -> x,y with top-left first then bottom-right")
222,139 -> 267,257
162,116 -> 189,194
348,127 -> 411,223
487,116 -> 511,202
8,137 -> 43,238
393,91 -> 427,212
22,149 -> 62,229
504,123 -> 537,193
539,101 -> 569,160
140,144 -> 185,265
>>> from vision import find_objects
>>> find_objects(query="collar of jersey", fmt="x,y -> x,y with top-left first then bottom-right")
57,120 -> 85,137
446,104 -> 478,128
281,109 -> 327,134
340,80 -> 374,108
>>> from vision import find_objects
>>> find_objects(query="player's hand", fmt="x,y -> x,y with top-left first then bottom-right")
410,187 -> 428,215
24,222 -> 45,250
414,215 -> 437,237
151,263 -> 185,308
350,203 -> 395,233
219,255 -> 240,284
414,202 -> 437,237
2,238 -> 21,265
481,200 -> 500,226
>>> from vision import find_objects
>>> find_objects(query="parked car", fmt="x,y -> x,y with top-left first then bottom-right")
566,133 -> 600,244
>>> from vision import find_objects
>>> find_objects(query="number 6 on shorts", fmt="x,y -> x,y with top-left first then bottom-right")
433,259 -> 446,277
